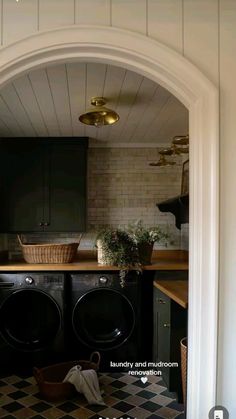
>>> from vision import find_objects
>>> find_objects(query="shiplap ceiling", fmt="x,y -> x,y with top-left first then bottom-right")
0,62 -> 188,146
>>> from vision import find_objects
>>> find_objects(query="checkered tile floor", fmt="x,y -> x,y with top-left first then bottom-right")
0,372 -> 185,418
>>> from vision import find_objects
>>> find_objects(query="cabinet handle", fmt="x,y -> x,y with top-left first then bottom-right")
39,222 -> 43,227
158,298 -> 166,304
163,323 -> 170,328
44,222 -> 49,226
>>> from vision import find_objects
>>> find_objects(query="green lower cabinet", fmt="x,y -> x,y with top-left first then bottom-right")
153,285 -> 187,401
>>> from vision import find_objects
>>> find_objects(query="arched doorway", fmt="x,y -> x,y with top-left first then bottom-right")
0,26 -> 219,418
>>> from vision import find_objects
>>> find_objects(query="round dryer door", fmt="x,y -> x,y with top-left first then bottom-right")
72,288 -> 135,350
0,289 -> 61,351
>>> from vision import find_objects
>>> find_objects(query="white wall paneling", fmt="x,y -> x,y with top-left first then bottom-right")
156,98 -> 188,141
95,64 -> 126,142
66,62 -> 86,137
0,62 -> 188,143
0,26 -> 219,419
28,69 -> 61,137
113,77 -> 159,144
46,65 -> 73,137
2,0 -> 38,46
0,0 -> 2,46
218,1 -> 236,416
39,0 -> 75,31
0,116 -> 11,136
142,95 -> 188,143
0,95 -> 24,136
147,0 -> 183,53
84,62 -> 107,140
105,70 -> 143,142
0,0 -> 220,88
75,0 -> 111,26
0,83 -> 37,137
184,0 -> 219,85
13,75 -> 48,137
130,85 -> 171,143
111,0 -> 147,34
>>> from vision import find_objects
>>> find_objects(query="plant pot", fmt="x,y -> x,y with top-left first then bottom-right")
137,242 -> 154,265
97,239 -> 112,265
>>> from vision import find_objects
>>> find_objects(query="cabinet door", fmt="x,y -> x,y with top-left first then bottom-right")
153,287 -> 159,362
153,282 -> 187,400
46,139 -> 87,232
156,290 -> 171,387
0,140 -> 44,232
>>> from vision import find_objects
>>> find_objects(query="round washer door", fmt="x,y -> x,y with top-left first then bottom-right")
0,289 -> 61,351
72,288 -> 135,350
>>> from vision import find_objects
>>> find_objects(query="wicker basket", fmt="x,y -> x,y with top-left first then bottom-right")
18,235 -> 79,264
180,337 -> 187,406
33,352 -> 101,401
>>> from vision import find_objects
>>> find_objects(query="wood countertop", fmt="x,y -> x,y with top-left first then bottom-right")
0,250 -> 188,272
154,279 -> 188,309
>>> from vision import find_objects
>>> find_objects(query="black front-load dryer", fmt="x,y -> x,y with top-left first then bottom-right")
68,272 -> 145,371
0,273 -> 65,374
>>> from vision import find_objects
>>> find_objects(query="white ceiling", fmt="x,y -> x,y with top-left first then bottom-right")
0,62 -> 188,146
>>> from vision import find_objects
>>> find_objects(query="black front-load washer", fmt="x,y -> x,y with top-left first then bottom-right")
68,272 -> 146,371
0,273 -> 65,374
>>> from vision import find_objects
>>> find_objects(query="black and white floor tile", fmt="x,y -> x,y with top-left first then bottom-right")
0,372 -> 185,418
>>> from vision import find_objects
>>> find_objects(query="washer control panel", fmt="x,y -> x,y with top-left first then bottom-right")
0,273 -> 64,289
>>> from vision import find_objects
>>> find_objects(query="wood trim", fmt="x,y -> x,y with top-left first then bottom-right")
0,257 -> 188,272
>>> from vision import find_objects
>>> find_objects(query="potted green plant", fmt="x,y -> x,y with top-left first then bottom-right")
96,228 -> 140,287
128,220 -> 169,265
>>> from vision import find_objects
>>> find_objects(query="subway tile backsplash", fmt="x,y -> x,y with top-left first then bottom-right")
2,147 -> 188,259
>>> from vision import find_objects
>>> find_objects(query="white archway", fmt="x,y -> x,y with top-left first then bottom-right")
0,26 -> 219,419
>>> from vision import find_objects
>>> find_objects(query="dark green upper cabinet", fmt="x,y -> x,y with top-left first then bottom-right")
0,138 -> 88,233
0,140 -> 44,232
47,140 -> 87,232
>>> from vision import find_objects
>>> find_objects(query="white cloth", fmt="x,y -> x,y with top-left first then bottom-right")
63,365 -> 105,405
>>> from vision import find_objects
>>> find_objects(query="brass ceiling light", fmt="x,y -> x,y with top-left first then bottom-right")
149,155 -> 176,167
149,134 -> 189,167
172,134 -> 189,145
79,97 -> 119,127
158,135 -> 189,156
171,134 -> 189,154
158,145 -> 189,156
171,144 -> 189,154
159,148 -> 174,156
